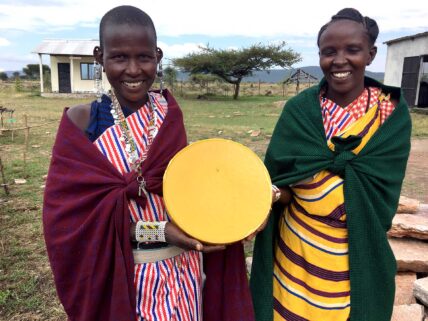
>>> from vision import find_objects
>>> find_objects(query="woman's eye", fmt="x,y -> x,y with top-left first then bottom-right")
140,55 -> 154,62
112,55 -> 126,61
347,47 -> 361,54
321,50 -> 335,56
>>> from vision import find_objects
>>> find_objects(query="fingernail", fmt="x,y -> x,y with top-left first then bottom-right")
196,244 -> 202,251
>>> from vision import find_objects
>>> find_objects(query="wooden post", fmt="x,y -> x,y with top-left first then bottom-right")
23,114 -> 29,177
0,106 -> 3,129
38,53 -> 44,93
0,156 -> 9,195
258,80 -> 261,95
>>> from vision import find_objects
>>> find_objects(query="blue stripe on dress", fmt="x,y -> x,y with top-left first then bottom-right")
152,264 -> 161,320
187,259 -> 199,321
111,128 -> 131,173
294,181 -> 344,202
274,273 -> 351,310
161,260 -> 173,317
148,193 -> 160,220
337,113 -> 350,129
97,140 -> 108,157
285,217 -> 348,256
181,276 -> 193,320
137,264 -> 147,317
330,103 -> 338,114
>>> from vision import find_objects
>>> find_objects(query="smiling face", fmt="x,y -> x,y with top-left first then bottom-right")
318,19 -> 377,106
95,23 -> 162,111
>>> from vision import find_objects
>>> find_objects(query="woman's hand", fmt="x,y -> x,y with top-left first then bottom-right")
165,222 -> 226,253
272,186 -> 292,205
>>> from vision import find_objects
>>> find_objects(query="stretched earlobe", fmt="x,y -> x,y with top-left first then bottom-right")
156,47 -> 164,61
93,46 -> 103,65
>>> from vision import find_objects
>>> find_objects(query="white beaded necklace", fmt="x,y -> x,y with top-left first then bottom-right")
110,90 -> 158,196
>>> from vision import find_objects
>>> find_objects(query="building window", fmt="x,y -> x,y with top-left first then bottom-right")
80,63 -> 95,80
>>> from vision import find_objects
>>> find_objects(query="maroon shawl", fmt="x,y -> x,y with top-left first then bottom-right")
43,90 -> 254,321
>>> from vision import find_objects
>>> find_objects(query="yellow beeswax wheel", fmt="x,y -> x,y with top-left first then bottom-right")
163,138 -> 272,244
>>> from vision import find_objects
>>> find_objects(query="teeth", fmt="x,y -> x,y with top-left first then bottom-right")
123,81 -> 142,88
333,72 -> 351,79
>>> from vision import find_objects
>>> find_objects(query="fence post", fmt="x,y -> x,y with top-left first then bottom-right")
0,156 -> 9,195
23,114 -> 29,177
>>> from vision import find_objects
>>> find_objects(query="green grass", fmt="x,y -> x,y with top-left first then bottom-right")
0,86 -> 427,320
411,111 -> 428,137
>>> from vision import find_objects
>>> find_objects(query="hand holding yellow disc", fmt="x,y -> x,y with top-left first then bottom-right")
163,138 -> 272,244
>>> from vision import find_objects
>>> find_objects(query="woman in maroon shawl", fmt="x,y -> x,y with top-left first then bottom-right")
43,5 -> 254,321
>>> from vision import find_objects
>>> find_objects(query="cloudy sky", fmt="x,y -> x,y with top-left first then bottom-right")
0,0 -> 426,73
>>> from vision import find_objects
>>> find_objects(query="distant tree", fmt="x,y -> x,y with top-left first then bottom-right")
163,66 -> 177,90
22,64 -> 50,80
173,42 -> 301,99
190,73 -> 223,93
0,72 -> 8,81
12,71 -> 20,79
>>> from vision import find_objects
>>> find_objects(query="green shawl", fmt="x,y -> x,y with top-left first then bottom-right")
250,77 -> 411,321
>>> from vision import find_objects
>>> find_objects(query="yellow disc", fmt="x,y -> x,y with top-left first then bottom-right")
163,138 -> 272,244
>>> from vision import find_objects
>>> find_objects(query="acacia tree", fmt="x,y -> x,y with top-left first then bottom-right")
173,42 -> 301,99
22,64 -> 50,80
163,66 -> 177,90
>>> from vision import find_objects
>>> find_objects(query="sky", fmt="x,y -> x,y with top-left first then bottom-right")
0,0 -> 427,73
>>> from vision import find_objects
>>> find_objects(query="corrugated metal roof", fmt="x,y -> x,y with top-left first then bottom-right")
32,39 -> 99,56
383,31 -> 428,45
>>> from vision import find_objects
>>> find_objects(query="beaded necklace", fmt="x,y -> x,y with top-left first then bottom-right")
110,90 -> 158,196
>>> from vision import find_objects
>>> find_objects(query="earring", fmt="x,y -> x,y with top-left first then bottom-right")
94,60 -> 103,103
157,60 -> 164,93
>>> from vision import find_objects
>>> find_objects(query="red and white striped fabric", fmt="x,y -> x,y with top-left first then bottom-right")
320,87 -> 395,140
94,92 -> 202,321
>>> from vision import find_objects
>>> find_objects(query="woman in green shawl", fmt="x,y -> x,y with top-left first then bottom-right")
251,8 -> 411,321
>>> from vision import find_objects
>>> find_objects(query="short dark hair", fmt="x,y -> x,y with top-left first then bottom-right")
317,8 -> 379,47
99,5 -> 157,49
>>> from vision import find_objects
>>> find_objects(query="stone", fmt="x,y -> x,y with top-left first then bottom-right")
414,277 -> 428,307
397,195 -> 420,214
389,238 -> 428,272
246,256 -> 253,274
390,304 -> 424,321
14,178 -> 27,184
250,130 -> 261,137
394,272 -> 417,305
388,212 -> 428,240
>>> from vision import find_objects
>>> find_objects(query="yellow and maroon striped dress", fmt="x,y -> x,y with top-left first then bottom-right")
273,88 -> 394,321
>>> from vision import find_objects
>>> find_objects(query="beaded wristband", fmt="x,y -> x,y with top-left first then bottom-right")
271,184 -> 281,203
135,221 -> 167,243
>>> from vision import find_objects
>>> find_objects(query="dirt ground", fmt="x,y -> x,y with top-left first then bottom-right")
401,138 -> 428,203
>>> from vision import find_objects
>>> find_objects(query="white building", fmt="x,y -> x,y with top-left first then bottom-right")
384,32 -> 428,107
32,39 -> 110,94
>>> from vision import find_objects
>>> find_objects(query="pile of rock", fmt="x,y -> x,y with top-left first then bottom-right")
389,196 -> 428,321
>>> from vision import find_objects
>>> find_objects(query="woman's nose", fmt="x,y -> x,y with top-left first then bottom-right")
126,59 -> 141,76
333,52 -> 347,65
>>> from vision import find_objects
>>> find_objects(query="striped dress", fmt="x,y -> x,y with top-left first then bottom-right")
92,92 -> 202,321
273,87 -> 394,321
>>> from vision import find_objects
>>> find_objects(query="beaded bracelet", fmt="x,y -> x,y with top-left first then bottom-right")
271,184 -> 281,203
135,221 -> 167,243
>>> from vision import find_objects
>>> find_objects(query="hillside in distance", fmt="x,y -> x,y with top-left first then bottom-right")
177,66 -> 384,83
